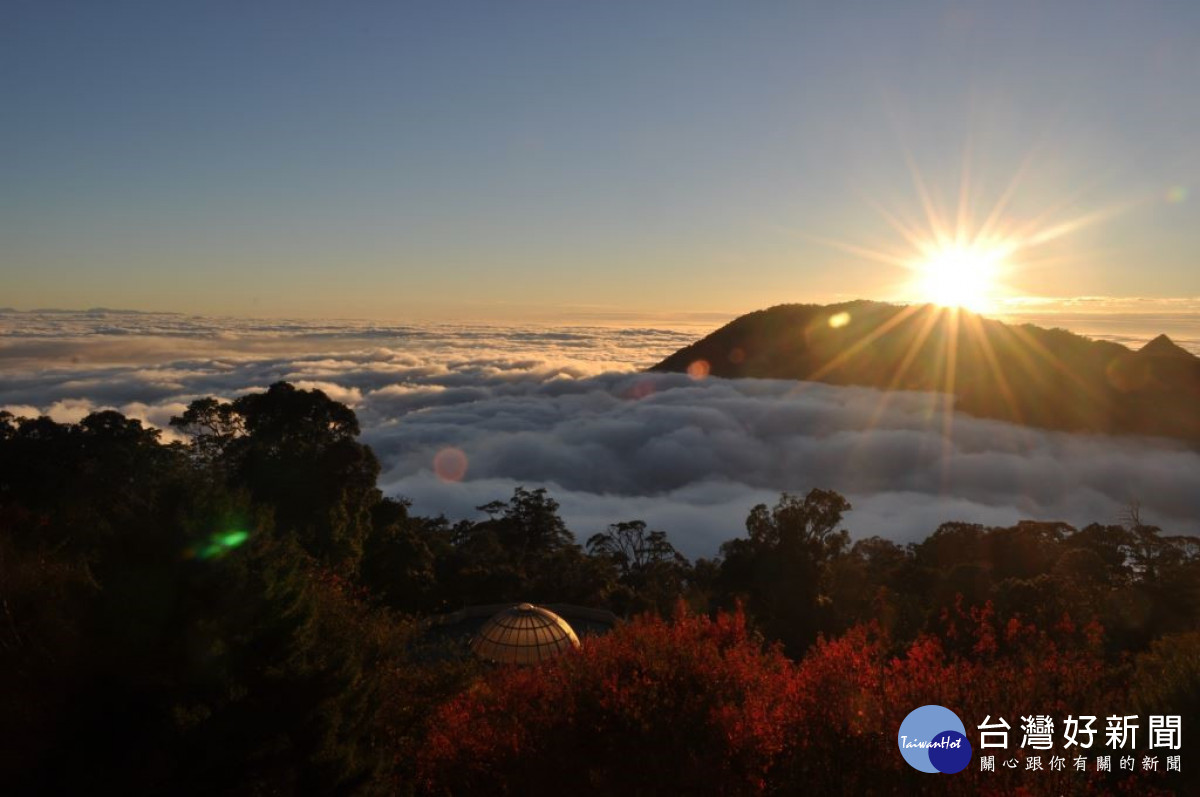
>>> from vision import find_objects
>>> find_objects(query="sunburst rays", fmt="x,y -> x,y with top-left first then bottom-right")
796,147 -> 1135,485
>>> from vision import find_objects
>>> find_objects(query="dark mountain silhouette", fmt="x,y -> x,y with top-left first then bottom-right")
650,300 -> 1200,442
1140,333 -> 1194,359
7,307 -> 176,315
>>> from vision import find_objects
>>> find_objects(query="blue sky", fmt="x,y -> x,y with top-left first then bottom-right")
3,1 -> 1198,319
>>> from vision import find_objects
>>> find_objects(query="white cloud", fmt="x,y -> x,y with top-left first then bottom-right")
2,310 -> 1198,557
46,398 -> 100,424
366,372 -> 1200,555
290,381 -> 365,407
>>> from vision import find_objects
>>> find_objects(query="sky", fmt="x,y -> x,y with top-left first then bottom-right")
3,1 -> 1199,321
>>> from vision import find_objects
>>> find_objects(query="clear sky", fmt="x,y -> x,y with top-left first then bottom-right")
3,1 -> 1198,320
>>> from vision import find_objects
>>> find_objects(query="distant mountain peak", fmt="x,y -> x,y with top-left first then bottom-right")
1139,334 -> 1194,359
650,301 -> 1200,443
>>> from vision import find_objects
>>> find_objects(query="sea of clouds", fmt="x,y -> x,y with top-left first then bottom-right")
3,310 -> 1199,557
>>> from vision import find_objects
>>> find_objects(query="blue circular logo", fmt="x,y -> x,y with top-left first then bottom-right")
897,705 -> 972,773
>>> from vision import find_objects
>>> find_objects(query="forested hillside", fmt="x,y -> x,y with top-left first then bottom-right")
2,383 -> 1195,794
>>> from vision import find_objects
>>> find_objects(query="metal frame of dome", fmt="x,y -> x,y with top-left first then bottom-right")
469,602 -> 581,665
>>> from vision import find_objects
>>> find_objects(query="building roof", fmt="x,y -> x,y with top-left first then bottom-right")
469,602 -> 582,665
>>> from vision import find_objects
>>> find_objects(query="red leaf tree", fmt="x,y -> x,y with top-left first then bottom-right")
417,602 -> 1168,796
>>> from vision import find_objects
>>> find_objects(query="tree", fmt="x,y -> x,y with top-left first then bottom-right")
360,497 -> 441,612
587,521 -> 690,614
718,489 -> 851,655
426,487 -> 612,607
1130,631 -> 1200,794
172,382 -> 381,571
489,487 -> 575,563
418,608 -> 795,796
169,396 -> 244,462
417,604 -> 1135,796
0,407 -> 410,794
744,488 -> 851,555
587,521 -> 684,575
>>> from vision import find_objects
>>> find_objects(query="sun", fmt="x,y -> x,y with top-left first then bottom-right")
911,243 -> 1007,314
802,150 -> 1131,320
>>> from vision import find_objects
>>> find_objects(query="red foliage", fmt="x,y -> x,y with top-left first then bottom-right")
418,607 -> 794,795
784,602 -> 1141,794
416,602 -> 1168,796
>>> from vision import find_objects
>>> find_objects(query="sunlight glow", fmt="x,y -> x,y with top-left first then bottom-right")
795,146 -> 1138,469
911,243 -> 1008,313
802,146 -> 1135,319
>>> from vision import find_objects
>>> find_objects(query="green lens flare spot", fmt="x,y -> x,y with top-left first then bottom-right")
218,530 -> 249,548
192,529 -> 251,560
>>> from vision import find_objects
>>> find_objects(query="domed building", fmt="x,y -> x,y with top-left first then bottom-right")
419,601 -> 616,663
469,603 -> 582,665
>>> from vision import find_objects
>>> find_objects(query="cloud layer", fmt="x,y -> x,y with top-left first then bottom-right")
3,310 -> 1199,556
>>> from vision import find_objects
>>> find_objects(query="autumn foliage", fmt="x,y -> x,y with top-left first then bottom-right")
3,387 -> 1194,794
419,603 -> 1169,796
418,607 -> 794,795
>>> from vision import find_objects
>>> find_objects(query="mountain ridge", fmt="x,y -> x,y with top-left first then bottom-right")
1139,333 -> 1193,359
650,301 -> 1200,443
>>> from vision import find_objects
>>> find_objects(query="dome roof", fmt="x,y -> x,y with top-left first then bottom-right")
469,603 -> 581,665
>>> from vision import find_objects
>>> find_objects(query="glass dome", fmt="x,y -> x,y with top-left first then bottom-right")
469,602 -> 581,665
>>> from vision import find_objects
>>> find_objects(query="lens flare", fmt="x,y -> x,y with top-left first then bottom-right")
624,378 -> 657,400
189,529 -> 250,560
687,359 -> 711,380
433,447 -> 469,482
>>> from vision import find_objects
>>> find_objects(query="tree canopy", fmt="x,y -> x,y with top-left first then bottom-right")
2,385 -> 1196,794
